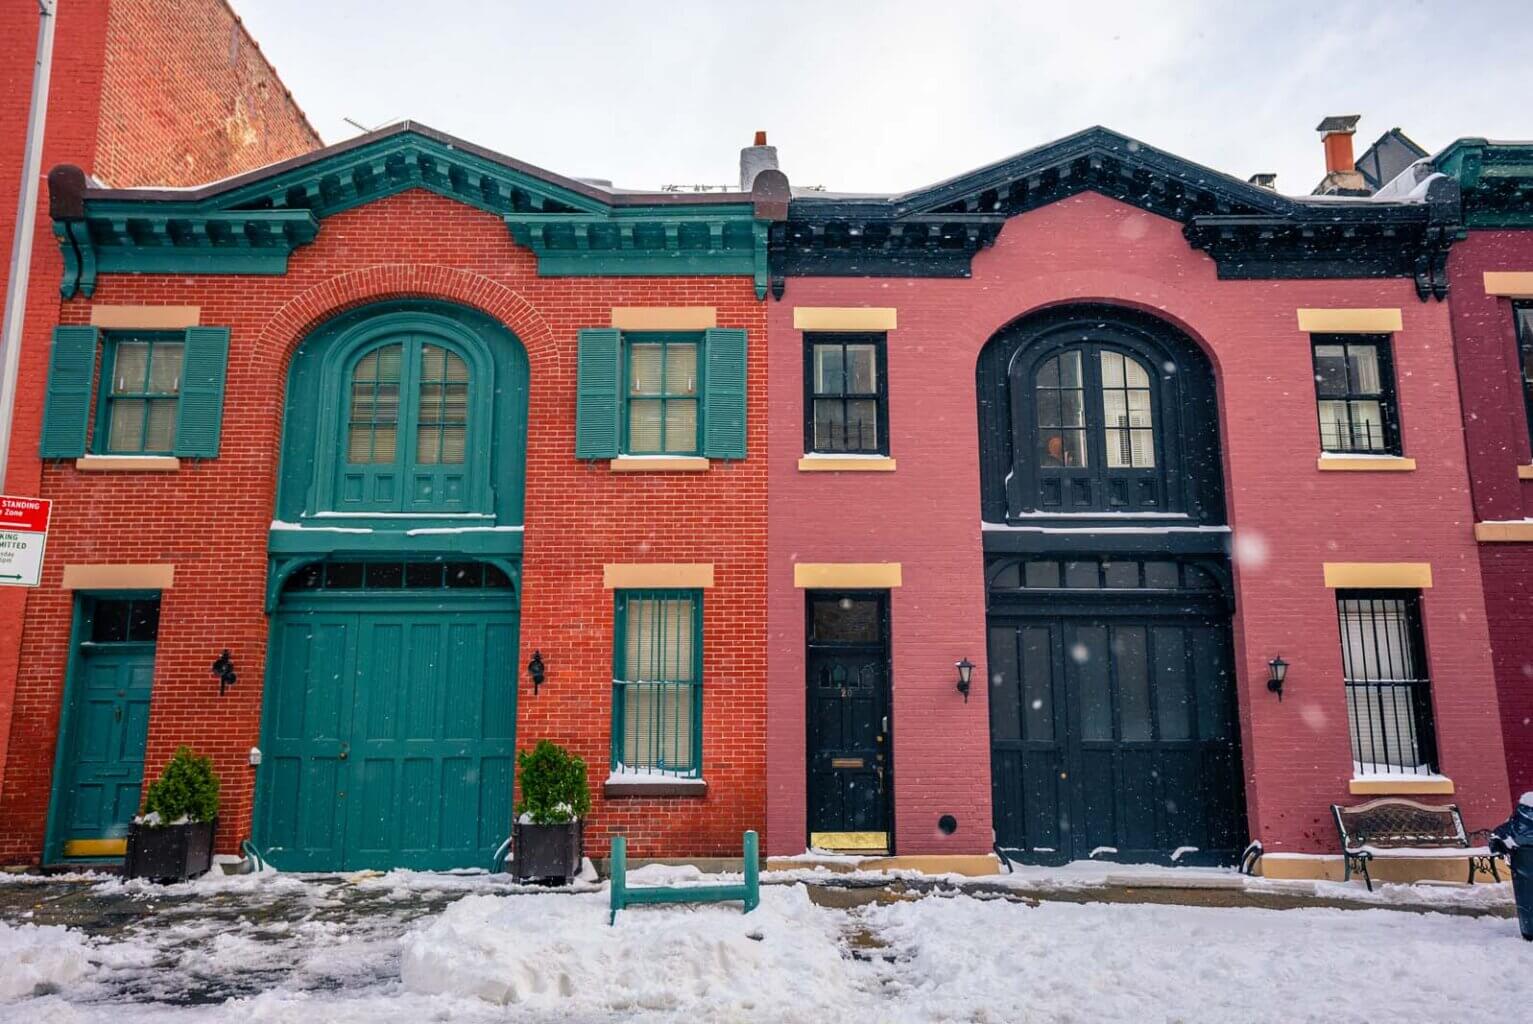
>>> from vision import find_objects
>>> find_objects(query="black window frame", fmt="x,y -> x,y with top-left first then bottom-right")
1334,588 -> 1438,776
1514,303 -> 1533,452
803,332 -> 890,456
1310,334 -> 1403,456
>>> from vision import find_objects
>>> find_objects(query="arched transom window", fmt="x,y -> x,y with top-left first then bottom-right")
340,339 -> 473,511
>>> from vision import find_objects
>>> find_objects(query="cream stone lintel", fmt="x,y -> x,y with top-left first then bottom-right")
1316,456 -> 1416,472
61,564 -> 175,590
793,562 -> 903,589
1349,777 -> 1455,796
793,307 -> 897,332
602,563 -> 714,589
89,305 -> 200,330
608,456 -> 710,473
610,307 -> 717,331
1518,464 -> 1533,480
797,455 -> 897,472
1474,521 -> 1533,543
1483,272 -> 1533,298
1296,308 -> 1403,334
1322,562 -> 1432,589
74,456 -> 181,473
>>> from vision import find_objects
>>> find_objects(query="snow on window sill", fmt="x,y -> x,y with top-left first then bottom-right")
604,770 -> 707,798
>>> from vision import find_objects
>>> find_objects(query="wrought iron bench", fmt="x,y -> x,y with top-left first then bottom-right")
608,830 -> 760,924
1331,798 -> 1500,891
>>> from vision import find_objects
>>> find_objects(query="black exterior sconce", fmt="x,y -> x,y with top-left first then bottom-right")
955,657 -> 975,702
211,649 -> 237,696
1267,655 -> 1288,701
528,650 -> 546,695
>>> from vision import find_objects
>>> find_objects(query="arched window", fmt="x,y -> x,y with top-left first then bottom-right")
977,307 -> 1224,523
337,337 -> 475,512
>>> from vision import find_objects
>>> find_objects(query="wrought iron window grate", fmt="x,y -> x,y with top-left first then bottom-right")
612,589 -> 702,777
1335,591 -> 1437,775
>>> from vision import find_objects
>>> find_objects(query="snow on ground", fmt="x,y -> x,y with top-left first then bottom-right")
0,867 -> 1526,1023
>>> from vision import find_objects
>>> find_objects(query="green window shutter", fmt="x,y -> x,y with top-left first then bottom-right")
702,328 -> 747,460
173,326 -> 231,458
39,326 -> 99,458
575,328 -> 621,459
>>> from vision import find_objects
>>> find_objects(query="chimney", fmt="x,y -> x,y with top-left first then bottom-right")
740,130 -> 778,192
1312,115 -> 1369,196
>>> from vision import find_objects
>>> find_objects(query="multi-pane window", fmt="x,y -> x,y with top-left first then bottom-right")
612,590 -> 702,777
1335,590 -> 1438,776
100,334 -> 184,454
1516,304 -> 1533,448
1035,351 -> 1087,467
1312,336 -> 1401,455
347,343 -> 468,466
626,335 -> 699,454
806,333 -> 887,454
1099,350 -> 1155,468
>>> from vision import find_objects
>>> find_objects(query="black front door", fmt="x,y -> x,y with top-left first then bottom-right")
806,593 -> 891,851
988,608 -> 1245,866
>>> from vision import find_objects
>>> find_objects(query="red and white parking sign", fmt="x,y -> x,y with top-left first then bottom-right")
0,495 -> 51,587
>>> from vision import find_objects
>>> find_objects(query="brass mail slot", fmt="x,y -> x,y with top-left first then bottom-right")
831,757 -> 865,769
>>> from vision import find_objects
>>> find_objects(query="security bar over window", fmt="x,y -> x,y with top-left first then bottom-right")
1335,590 -> 1437,776
612,589 -> 702,777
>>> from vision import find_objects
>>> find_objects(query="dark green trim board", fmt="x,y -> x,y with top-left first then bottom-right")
48,123 -> 784,299
39,326 -> 98,458
1433,139 -> 1533,228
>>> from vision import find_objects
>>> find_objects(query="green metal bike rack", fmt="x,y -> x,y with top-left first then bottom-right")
608,830 -> 760,925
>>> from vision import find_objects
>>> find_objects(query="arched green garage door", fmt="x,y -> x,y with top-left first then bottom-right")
255,561 -> 518,871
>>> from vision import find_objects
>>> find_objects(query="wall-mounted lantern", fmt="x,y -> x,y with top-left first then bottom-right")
955,657 -> 975,703
211,649 -> 237,696
1267,655 -> 1289,701
528,650 -> 546,695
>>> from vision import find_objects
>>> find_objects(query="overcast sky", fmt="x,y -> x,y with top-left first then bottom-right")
236,0 -> 1532,197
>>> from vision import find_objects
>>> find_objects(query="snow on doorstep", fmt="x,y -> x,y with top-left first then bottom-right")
400,884 -> 858,1018
1522,791 -> 1533,807
0,923 -> 92,1001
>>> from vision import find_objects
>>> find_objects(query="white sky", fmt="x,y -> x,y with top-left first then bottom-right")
236,0 -> 1533,197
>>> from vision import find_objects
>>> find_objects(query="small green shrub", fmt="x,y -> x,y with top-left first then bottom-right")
141,746 -> 220,825
516,740 -> 590,825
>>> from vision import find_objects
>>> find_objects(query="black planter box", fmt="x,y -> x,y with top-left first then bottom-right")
512,819 -> 583,884
124,819 -> 216,882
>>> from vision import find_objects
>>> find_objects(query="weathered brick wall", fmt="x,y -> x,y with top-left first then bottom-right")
0,189 -> 767,864
766,191 -> 1509,857
94,0 -> 320,187
1445,231 -> 1533,796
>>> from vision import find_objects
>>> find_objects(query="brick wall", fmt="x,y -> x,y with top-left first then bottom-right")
766,191 -> 1509,857
94,0 -> 320,187
0,189 -> 767,864
1445,231 -> 1533,796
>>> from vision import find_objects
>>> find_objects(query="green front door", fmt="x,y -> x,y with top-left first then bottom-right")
48,596 -> 159,862
257,587 -> 518,871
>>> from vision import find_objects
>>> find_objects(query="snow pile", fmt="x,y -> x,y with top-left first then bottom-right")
1521,791 -> 1533,807
861,892 -> 1529,1023
0,923 -> 92,1002
401,884 -> 861,1019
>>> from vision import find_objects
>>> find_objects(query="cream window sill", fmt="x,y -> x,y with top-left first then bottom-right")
603,777 -> 708,798
1518,464 -> 1533,480
1475,520 -> 1533,543
608,456 -> 710,473
1349,776 -> 1454,796
798,454 -> 896,472
1316,455 -> 1416,472
75,455 -> 181,473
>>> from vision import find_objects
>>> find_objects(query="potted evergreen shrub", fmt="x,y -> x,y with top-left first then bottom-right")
124,746 -> 219,882
512,740 -> 590,884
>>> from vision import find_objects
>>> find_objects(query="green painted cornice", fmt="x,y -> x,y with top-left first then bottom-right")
1434,138 -> 1533,228
49,122 -> 785,299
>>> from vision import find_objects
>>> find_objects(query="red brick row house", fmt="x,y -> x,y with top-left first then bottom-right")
1434,140 -> 1533,799
762,126 -> 1512,878
0,122 -> 781,869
